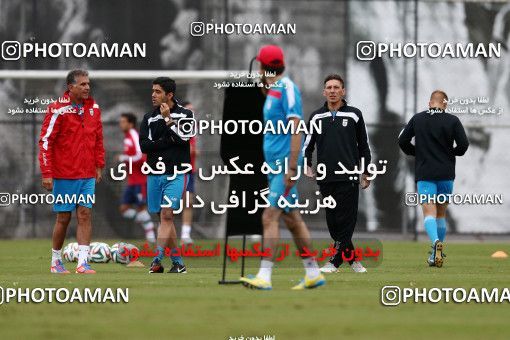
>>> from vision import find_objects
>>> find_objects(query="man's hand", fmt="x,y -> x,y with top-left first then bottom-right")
160,102 -> 170,118
361,173 -> 371,189
95,167 -> 103,184
165,117 -> 175,126
284,169 -> 297,192
160,103 -> 176,126
42,178 -> 53,191
304,165 -> 316,178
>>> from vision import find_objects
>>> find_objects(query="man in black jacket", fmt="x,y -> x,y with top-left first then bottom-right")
139,77 -> 194,274
398,90 -> 469,267
304,74 -> 371,273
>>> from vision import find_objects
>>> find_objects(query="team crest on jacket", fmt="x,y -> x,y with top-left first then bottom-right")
89,108 -> 94,116
342,118 -> 348,127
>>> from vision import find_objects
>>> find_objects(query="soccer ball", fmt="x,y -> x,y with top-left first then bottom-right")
110,242 -> 129,264
110,242 -> 139,264
63,242 -> 79,262
89,242 -> 111,263
123,243 -> 140,261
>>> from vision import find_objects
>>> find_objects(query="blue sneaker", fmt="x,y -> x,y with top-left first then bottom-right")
75,262 -> 96,274
51,259 -> 70,274
427,250 -> 435,267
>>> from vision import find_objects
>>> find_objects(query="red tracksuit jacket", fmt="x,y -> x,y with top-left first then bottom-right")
120,128 -> 147,185
38,91 -> 105,179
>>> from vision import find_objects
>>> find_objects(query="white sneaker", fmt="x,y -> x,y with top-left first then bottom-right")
320,262 -> 339,273
181,237 -> 194,245
351,261 -> 367,273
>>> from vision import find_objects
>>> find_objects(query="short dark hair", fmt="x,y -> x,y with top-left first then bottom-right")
324,74 -> 345,88
152,77 -> 176,94
430,90 -> 448,102
66,69 -> 89,85
120,113 -> 137,126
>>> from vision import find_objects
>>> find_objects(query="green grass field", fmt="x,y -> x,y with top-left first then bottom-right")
0,239 -> 509,339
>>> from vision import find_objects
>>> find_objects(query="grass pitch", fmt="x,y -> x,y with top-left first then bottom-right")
0,239 -> 509,339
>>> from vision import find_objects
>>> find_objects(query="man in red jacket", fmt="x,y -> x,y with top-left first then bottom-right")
39,69 -> 105,274
117,112 -> 155,244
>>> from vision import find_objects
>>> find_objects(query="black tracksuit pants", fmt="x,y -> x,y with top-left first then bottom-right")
319,181 -> 359,267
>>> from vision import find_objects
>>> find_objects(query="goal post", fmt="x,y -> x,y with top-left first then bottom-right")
0,69 -> 244,238
0,69 -> 244,80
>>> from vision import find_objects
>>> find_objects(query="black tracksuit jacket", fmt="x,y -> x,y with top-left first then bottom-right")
398,108 -> 469,181
303,100 -> 371,183
139,100 -> 194,175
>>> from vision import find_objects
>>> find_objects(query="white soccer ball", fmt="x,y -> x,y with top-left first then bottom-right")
89,242 -> 111,263
63,242 -> 79,262
123,243 -> 140,261
110,242 -> 129,264
110,242 -> 140,264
